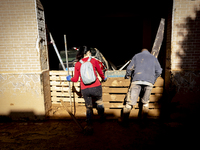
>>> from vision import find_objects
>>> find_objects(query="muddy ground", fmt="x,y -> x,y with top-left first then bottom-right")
0,117 -> 199,150
1,92 -> 200,150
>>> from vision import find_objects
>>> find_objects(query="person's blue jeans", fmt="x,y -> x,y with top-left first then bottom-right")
126,83 -> 153,106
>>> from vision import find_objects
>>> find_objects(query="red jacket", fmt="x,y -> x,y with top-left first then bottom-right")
71,57 -> 105,90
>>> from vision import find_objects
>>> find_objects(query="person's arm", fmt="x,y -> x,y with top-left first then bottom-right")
70,62 -> 80,82
94,59 -> 105,80
125,56 -> 135,78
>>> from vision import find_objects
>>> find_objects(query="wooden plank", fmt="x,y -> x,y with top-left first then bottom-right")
51,86 -> 70,91
151,87 -> 163,94
102,94 -> 126,102
51,97 -> 85,103
51,86 -> 81,91
51,93 -> 82,98
154,77 -> 164,87
102,87 -> 128,93
50,81 -> 80,87
102,77 -> 164,87
50,81 -> 70,86
105,70 -> 126,78
50,76 -> 70,80
51,92 -> 81,97
103,102 -> 123,108
102,77 -> 130,87
149,94 -> 162,101
49,71 -> 74,76
151,18 -> 165,58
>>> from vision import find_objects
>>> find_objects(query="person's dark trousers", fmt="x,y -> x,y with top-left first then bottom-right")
81,85 -> 104,125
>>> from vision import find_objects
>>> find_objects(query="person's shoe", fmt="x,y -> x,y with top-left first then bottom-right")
142,103 -> 149,114
123,104 -> 132,114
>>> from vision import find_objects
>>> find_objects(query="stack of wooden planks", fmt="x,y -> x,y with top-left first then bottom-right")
49,71 -> 164,118
50,71 -> 84,104
101,77 -> 164,118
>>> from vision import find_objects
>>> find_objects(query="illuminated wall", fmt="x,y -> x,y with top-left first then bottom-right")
0,0 -> 51,120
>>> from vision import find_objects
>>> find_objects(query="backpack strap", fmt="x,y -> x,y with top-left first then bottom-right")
79,56 -> 92,64
87,56 -> 92,62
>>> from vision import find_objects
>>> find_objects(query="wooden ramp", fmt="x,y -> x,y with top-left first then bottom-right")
49,71 -> 164,119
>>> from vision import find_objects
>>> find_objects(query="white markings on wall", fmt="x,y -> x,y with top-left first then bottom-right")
0,74 -> 41,97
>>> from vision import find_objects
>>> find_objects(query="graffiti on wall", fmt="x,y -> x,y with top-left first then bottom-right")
0,74 -> 41,97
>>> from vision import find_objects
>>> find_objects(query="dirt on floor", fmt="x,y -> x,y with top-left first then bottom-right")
1,92 -> 200,150
0,117 -> 199,150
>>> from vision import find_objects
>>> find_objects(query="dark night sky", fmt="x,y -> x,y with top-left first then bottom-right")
40,0 -> 171,69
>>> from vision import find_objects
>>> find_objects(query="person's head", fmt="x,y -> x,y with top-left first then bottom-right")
76,46 -> 91,61
141,48 -> 148,52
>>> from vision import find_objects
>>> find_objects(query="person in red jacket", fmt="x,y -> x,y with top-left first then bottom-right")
66,46 -> 107,131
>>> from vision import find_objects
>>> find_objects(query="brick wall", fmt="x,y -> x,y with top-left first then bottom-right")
171,0 -> 200,71
0,0 -> 51,120
0,0 -> 40,72
164,0 -> 200,120
165,0 -> 200,93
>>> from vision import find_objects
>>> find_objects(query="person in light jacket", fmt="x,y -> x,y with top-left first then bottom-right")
123,49 -> 162,117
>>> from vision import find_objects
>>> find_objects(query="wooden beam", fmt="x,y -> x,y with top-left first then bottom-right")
151,18 -> 165,58
102,77 -> 130,87
102,87 -> 129,93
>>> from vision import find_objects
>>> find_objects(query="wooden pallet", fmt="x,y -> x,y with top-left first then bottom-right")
49,71 -> 164,118
49,71 -> 85,104
101,77 -> 164,118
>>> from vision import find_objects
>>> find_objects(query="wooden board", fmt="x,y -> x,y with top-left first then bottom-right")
102,77 -> 164,87
51,97 -> 85,103
50,81 -> 80,86
102,77 -> 130,87
102,87 -> 128,93
151,18 -> 165,58
49,71 -> 74,76
154,77 -> 164,87
49,71 -> 164,118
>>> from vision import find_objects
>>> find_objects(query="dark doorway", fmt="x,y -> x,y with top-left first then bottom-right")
41,0 -> 172,70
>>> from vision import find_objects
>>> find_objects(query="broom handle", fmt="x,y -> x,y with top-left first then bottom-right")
64,35 -> 72,112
